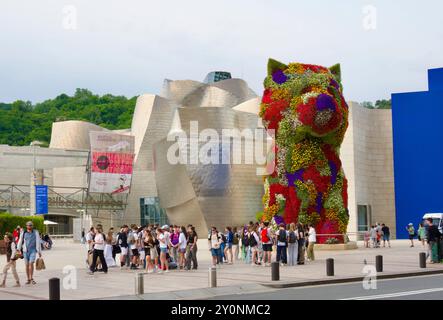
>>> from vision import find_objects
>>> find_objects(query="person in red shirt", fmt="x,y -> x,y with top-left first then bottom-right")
12,226 -> 21,244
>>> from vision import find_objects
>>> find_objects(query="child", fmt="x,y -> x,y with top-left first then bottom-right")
0,233 -> 20,287
364,230 -> 370,248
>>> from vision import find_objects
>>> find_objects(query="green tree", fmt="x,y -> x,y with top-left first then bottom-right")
0,89 -> 138,146
361,101 -> 375,109
375,99 -> 391,109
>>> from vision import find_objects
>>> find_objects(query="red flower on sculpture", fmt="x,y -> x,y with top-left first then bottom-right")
263,99 -> 289,131
301,64 -> 328,73
322,144 -> 341,172
342,178 -> 348,208
269,183 -> 288,206
297,98 -> 316,126
302,165 -> 330,193
262,89 -> 273,104
284,186 -> 301,224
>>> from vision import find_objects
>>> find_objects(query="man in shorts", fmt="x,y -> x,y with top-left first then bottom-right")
17,221 -> 42,285
261,221 -> 273,266
129,224 -> 139,269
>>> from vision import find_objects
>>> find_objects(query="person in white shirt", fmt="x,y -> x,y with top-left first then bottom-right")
162,225 -> 171,249
208,227 -> 222,267
178,226 -> 188,270
157,227 -> 169,273
88,225 -> 107,274
307,224 -> 316,261
129,225 -> 140,270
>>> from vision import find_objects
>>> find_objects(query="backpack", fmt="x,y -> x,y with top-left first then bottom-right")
261,228 -> 270,243
249,232 -> 257,247
278,230 -> 287,243
128,232 -> 136,245
242,233 -> 249,246
298,231 -> 305,246
288,231 -> 297,244
227,231 -> 233,243
233,233 -> 239,245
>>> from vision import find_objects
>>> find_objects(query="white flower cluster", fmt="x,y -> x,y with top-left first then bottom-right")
301,91 -> 320,104
276,147 -> 288,185
275,193 -> 286,203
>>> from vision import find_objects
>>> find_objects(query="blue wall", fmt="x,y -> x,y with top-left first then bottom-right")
392,68 -> 443,238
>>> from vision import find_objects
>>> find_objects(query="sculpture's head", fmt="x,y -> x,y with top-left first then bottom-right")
260,58 -> 348,145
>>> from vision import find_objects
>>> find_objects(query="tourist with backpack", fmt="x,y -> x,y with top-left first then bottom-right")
275,223 -> 288,265
287,223 -> 299,266
249,225 -> 260,266
208,226 -> 223,268
261,221 -> 273,266
307,224 -> 317,261
224,227 -> 234,264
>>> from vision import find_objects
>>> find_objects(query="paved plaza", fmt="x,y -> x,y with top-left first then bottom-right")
0,239 -> 442,300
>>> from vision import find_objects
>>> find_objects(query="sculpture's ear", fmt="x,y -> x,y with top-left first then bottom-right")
329,63 -> 341,82
267,58 -> 288,76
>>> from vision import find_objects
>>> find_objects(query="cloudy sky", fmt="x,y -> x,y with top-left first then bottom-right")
1,0 -> 442,103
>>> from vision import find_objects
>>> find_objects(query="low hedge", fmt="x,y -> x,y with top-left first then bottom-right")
0,213 -> 44,237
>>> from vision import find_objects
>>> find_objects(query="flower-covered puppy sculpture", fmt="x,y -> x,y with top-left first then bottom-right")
260,58 -> 349,243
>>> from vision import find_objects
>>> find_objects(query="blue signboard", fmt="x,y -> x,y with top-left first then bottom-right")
35,185 -> 48,214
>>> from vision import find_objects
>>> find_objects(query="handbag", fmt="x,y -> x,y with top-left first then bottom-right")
36,257 -> 46,270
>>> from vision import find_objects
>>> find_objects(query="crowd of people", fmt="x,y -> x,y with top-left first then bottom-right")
84,220 -> 319,275
207,221 -> 317,267
84,224 -> 199,274
407,218 -> 442,263
363,223 -> 391,248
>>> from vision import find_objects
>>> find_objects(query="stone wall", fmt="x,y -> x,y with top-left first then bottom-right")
341,102 -> 396,239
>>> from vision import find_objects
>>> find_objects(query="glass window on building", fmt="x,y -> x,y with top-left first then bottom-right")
140,197 -> 169,226
357,205 -> 371,232
45,215 -> 73,235
204,71 -> 232,84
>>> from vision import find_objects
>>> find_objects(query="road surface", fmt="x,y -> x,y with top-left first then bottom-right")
209,274 -> 443,300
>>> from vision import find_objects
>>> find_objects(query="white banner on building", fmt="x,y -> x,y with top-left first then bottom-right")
89,131 -> 135,194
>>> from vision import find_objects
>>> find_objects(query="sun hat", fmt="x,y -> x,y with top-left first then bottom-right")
26,221 -> 33,227
161,225 -> 169,230
408,223 -> 413,226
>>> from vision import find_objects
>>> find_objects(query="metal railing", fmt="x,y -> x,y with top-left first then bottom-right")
0,183 -> 127,211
